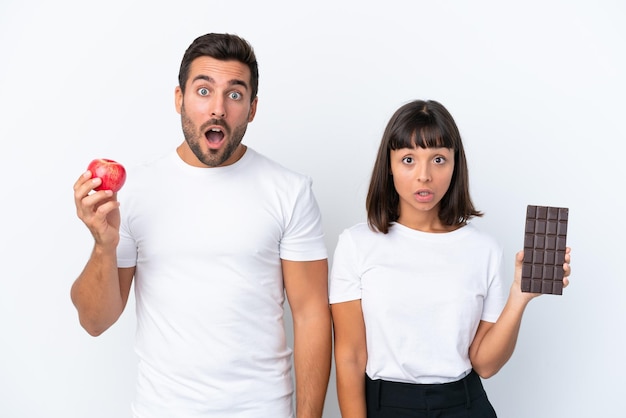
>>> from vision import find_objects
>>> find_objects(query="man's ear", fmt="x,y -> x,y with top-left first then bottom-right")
248,96 -> 258,122
175,86 -> 183,114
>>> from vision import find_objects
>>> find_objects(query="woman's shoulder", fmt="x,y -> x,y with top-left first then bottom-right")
336,222 -> 392,249
463,222 -> 502,250
342,221 -> 376,237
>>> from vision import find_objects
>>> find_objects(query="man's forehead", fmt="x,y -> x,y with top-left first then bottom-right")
189,57 -> 251,86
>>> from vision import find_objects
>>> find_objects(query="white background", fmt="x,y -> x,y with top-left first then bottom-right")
1,1 -> 624,417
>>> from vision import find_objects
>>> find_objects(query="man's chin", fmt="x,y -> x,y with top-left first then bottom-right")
201,147 -> 236,167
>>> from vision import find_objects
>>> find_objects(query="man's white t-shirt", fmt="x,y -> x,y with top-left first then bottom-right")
116,148 -> 327,417
329,221 -> 507,384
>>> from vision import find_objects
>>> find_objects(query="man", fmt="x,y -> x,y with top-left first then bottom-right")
71,33 -> 331,418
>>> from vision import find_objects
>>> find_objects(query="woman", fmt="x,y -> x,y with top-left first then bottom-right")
329,99 -> 571,417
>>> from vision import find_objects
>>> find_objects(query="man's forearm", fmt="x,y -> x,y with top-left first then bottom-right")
293,315 -> 332,418
70,244 -> 124,336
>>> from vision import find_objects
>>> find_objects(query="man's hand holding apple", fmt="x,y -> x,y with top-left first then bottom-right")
73,159 -> 126,250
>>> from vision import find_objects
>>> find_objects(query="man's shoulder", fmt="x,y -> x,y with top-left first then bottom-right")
246,147 -> 310,182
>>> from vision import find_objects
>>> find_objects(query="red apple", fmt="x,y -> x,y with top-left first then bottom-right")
87,158 -> 127,192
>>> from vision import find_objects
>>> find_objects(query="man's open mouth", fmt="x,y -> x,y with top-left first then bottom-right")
205,128 -> 225,144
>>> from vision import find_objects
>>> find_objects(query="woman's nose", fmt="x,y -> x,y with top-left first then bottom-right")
416,165 -> 431,182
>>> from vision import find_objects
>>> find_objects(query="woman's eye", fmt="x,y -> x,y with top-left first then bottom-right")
402,156 -> 413,164
434,156 -> 446,164
229,91 -> 242,100
198,87 -> 209,96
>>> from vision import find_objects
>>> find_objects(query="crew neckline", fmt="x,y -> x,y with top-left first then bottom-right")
391,221 -> 473,241
170,146 -> 254,175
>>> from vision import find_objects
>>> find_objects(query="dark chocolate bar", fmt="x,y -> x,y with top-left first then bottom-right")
521,205 -> 569,295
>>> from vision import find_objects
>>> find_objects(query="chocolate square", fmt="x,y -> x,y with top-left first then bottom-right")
521,205 -> 569,295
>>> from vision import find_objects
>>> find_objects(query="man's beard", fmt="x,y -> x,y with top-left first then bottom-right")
180,106 -> 249,167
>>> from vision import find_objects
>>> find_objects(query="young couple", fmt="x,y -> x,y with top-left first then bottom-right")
71,33 -> 571,418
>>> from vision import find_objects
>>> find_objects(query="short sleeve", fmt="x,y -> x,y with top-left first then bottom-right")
279,176 -> 327,262
480,248 -> 507,322
116,202 -> 138,268
329,229 -> 362,304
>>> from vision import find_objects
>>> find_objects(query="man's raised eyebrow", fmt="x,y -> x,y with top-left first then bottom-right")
191,75 -> 249,90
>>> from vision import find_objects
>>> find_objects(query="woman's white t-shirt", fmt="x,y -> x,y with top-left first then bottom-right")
329,221 -> 507,384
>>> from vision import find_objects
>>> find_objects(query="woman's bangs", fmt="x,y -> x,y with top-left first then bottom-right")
388,120 -> 416,150
414,125 -> 452,149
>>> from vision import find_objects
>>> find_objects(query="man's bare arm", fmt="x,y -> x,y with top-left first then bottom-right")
71,170 -> 134,336
283,259 -> 332,418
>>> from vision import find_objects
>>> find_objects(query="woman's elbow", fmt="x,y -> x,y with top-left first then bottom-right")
471,361 -> 504,379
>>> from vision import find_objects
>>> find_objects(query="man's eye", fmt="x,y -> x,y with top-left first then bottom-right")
198,88 -> 209,96
229,91 -> 242,100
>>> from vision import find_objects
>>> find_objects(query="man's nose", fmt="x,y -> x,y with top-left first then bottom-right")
209,97 -> 226,118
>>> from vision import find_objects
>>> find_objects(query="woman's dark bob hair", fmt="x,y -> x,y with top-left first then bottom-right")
366,99 -> 482,233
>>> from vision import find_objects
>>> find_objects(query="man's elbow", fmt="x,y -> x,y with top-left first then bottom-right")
79,317 -> 112,337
